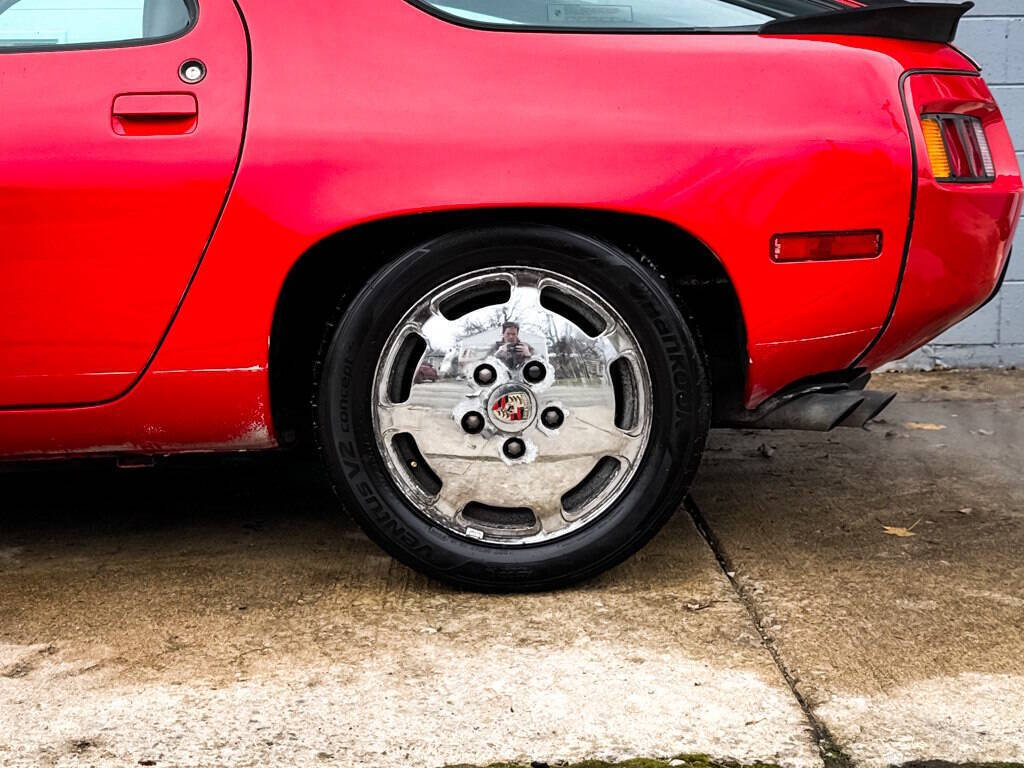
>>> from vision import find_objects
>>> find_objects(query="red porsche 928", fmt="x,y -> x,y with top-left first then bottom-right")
1,0 -> 1020,589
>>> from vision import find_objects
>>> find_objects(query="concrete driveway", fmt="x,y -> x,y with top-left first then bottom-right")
1,371 -> 1022,768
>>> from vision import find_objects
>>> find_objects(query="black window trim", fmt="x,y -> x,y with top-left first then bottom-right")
0,0 -> 198,54
402,0 -> 974,44
401,0 -> 842,35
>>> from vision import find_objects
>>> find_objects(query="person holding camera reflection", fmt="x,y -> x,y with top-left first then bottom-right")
492,321 -> 534,369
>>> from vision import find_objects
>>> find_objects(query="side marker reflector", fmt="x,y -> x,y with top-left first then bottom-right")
771,231 -> 883,263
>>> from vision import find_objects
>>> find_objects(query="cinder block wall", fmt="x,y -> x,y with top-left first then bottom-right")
895,0 -> 1023,369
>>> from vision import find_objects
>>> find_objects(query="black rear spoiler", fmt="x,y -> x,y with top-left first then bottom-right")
760,2 -> 973,44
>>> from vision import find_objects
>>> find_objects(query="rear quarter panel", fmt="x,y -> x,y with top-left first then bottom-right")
160,2 -> 953,402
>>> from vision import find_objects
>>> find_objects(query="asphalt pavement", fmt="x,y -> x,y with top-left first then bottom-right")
0,370 -> 1021,768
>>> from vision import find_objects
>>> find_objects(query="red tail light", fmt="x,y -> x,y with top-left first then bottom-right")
921,114 -> 996,182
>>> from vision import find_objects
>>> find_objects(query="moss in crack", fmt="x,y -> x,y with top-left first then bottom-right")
442,755 -> 785,768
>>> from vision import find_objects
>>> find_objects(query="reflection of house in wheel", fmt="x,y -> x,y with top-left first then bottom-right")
449,327 -> 604,383
453,328 -> 547,379
421,348 -> 446,372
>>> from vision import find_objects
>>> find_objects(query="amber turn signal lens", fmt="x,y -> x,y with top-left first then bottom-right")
921,117 -> 952,180
771,231 -> 882,263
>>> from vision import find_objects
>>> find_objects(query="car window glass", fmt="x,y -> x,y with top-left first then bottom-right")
412,0 -> 855,30
0,0 -> 193,48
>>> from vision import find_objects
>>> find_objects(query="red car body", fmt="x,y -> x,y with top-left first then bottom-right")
415,363 -> 439,384
0,0 -> 1020,458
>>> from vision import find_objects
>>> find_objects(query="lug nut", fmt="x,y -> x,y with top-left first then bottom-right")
523,361 -> 546,383
541,406 -> 564,429
502,437 -> 526,459
474,364 -> 497,386
461,411 -> 485,434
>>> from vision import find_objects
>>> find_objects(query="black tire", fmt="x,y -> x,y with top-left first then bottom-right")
316,225 -> 709,591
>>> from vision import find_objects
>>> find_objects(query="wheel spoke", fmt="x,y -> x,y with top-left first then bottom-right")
532,491 -> 570,535
420,307 -> 460,353
600,324 -> 641,358
429,480 -> 466,521
566,411 -> 642,457
376,401 -> 427,436
507,281 -> 543,313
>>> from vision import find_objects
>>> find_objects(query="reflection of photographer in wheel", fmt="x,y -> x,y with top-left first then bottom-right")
493,321 -> 534,369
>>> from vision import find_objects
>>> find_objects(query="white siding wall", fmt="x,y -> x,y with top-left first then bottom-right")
897,0 -> 1024,369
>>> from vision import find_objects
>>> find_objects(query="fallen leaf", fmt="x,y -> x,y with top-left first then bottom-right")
904,422 -> 946,431
685,600 -> 715,612
882,518 -> 922,538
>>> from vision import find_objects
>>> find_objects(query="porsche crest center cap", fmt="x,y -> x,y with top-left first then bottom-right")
487,385 -> 536,432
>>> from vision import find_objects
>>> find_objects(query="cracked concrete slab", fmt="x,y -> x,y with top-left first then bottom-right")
693,370 -> 1024,768
0,456 -> 817,768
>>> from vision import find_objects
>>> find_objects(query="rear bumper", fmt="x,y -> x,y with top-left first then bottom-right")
859,70 -> 1024,370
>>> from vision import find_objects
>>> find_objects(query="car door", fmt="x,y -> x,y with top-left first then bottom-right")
0,0 -> 248,406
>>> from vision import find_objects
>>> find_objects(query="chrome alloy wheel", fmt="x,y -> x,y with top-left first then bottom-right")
372,267 -> 652,545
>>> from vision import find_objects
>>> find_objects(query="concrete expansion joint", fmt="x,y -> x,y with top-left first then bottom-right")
683,496 -> 854,768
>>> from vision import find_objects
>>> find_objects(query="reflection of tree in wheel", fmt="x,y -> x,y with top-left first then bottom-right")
547,330 -> 602,383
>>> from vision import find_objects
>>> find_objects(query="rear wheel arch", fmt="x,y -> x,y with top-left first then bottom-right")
268,208 -> 749,449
